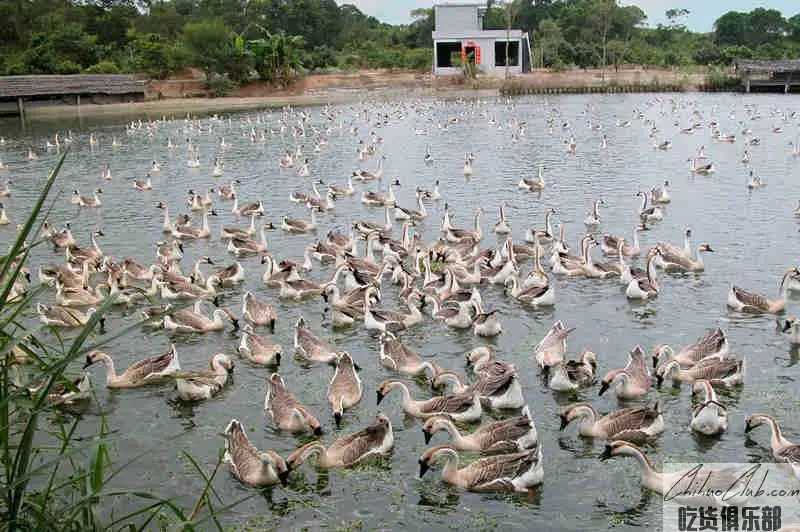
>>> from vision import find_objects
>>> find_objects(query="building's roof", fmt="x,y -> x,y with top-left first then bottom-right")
0,75 -> 145,99
433,29 -> 527,40
735,59 -> 800,74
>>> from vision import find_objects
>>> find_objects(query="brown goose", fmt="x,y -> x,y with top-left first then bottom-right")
727,267 -> 798,314
422,406 -> 538,452
241,291 -> 276,330
599,345 -> 651,399
651,327 -> 728,369
745,414 -> 800,468
378,331 -> 442,377
560,401 -> 664,441
222,419 -> 288,487
286,414 -> 393,470
264,373 -> 322,435
238,324 -> 281,366
84,346 -> 180,388
327,352 -> 362,428
376,379 -> 482,422
294,316 -> 338,364
549,349 -> 598,391
656,355 -> 744,387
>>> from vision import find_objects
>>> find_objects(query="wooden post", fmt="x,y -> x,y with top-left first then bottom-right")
17,97 -> 24,119
786,73 -> 791,94
745,75 -> 750,93
77,94 -> 81,106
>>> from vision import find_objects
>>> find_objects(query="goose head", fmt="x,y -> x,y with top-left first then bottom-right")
422,415 -> 455,444
599,440 -> 645,461
418,445 -> 458,478
651,344 -> 674,369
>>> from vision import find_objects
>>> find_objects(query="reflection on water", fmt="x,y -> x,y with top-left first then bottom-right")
1,92 -> 799,530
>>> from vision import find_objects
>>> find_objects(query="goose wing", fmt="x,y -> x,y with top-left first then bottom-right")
776,445 -> 800,464
693,357 -> 741,380
475,369 -> 515,396
732,286 -> 769,310
686,328 -> 726,358
170,310 -> 212,330
125,349 -> 176,380
464,449 -> 538,491
224,420 -> 264,481
329,423 -> 388,466
420,391 -> 475,414
600,406 -> 660,438
563,360 -> 593,383
475,416 -> 534,447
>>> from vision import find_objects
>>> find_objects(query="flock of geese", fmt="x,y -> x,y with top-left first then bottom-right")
2,95 -> 800,521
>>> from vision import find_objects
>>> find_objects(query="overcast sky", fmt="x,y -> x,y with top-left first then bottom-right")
337,1 -> 798,32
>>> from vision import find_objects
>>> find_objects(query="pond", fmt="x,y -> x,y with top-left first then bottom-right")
1,92 -> 799,531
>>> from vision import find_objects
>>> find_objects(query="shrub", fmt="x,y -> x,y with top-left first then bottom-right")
85,60 -> 120,74
54,60 -> 81,74
205,75 -> 237,97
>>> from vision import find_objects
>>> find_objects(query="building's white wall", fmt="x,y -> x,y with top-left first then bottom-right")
434,5 -> 481,34
433,37 -> 523,75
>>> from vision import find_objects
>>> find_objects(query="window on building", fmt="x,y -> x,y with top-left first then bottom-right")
436,42 -> 462,68
494,41 -> 520,67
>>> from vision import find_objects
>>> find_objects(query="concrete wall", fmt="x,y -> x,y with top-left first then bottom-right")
434,37 -> 524,75
434,4 -> 481,34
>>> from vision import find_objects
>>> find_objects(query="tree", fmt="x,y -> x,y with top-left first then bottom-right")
181,19 -> 233,77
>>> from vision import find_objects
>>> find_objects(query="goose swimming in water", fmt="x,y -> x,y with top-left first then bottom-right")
583,199 -> 604,229
745,413 -> 800,474
727,267 -> 798,314
651,327 -> 729,370
222,419 -> 288,487
560,401 -> 663,441
637,191 -> 663,222
690,380 -> 728,435
84,346 -> 180,388
264,373 -> 322,434
599,345 -> 651,399
518,166 -> 545,191
422,407 -> 538,453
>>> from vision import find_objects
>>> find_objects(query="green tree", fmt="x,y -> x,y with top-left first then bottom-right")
181,19 -> 232,77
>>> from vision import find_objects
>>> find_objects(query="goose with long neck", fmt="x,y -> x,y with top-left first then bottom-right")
727,267 -> 798,314
745,413 -> 800,465
601,225 -> 642,257
221,419 -> 288,487
583,199 -> 603,229
84,346 -> 180,388
526,207 -> 555,244
651,328 -> 728,370
440,203 -> 455,232
552,235 -> 591,277
379,331 -> 442,377
364,287 -> 423,332
560,401 -> 663,440
173,209 -> 216,239
658,243 -> 714,272
446,208 -> 483,243
376,379 -> 482,422
637,191 -> 663,222
422,407 -> 537,452
418,444 -> 543,492
580,237 -> 618,279
286,414 -> 393,471
175,353 -> 234,401
522,242 -> 549,289
505,275 -> 555,307
534,320 -> 575,369
327,352 -> 362,428
690,380 -> 728,435
626,247 -> 661,300
494,200 -> 511,234
264,373 -> 322,434
655,355 -> 744,387
163,307 -> 238,333
599,345 -> 651,399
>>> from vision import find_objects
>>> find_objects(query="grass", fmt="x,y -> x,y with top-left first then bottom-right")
0,152 -> 252,530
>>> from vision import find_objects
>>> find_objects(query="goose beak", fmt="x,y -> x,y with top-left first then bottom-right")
422,429 -> 432,444
744,421 -> 755,434
334,412 -> 342,428
278,469 -> 290,486
599,444 -> 613,461
652,356 -> 659,370
313,426 -> 323,436
559,414 -> 569,431
656,375 -> 664,387
598,381 -> 609,396
418,460 -> 429,478
376,390 -> 385,405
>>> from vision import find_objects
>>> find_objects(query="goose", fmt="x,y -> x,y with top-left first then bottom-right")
156,240 -> 184,263
780,317 -> 800,345
298,159 -> 311,177
534,321 -> 575,370
27,373 -> 91,405
651,327 -> 729,370
231,194 -> 263,217
159,275 -> 219,301
156,203 -> 185,234
66,230 -> 105,264
560,401 -> 664,441
84,346 -> 180,388
175,353 -> 234,401
220,214 -> 260,241
222,419 -> 288,487
218,179 -> 240,200
394,193 -> 427,221
48,223 -> 76,249
472,303 -> 502,338
163,306 -> 238,333
279,151 -> 294,169
525,207 -> 556,244
306,190 -> 336,211
362,183 -> 395,207
0,180 -> 10,197
282,208 -> 317,233
227,224 -> 270,256
741,150 -> 751,164
583,199 -> 604,229
213,261 -> 245,286
625,247 -> 661,300
328,176 -> 355,197
286,414 -> 393,471
601,226 -> 642,257
27,148 -> 37,161
121,258 -> 157,282
379,331 -> 442,377
690,380 -> 728,435
599,345 -> 651,399
133,174 -> 152,191
464,156 -> 473,176
494,200 -> 511,234
77,189 -> 103,208
0,203 -> 8,225
746,171 -> 764,190
636,191 -> 663,222
55,282 -> 106,307
518,165 -> 545,191
37,304 -> 104,329
657,243 -> 713,273
279,276 -> 328,300
294,316 -> 338,364
264,373 -> 322,434
376,379 -> 482,422
599,441 -> 753,504
655,355 -> 744,387
261,256 -> 300,287
424,145 -> 434,164
364,288 -> 423,332
432,366 -> 524,410
690,158 -> 715,175
581,237 -> 620,279
241,291 -> 276,330
424,294 -> 476,329
656,227 -> 693,263
172,209 -> 216,240
238,324 -> 281,366
422,407 -> 537,452
322,285 -> 366,328
446,208 -> 483,243
504,275 -> 555,307
327,352 -> 362,428
418,444 -> 543,492
212,158 -> 224,177
745,414 -> 800,470
727,267 -> 798,314
549,350 -> 598,391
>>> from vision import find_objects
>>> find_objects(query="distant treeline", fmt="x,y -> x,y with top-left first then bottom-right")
0,0 -> 797,84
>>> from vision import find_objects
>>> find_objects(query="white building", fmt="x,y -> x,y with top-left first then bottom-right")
432,1 -> 532,75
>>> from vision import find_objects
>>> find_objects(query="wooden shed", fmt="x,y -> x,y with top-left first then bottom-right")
734,59 -> 800,93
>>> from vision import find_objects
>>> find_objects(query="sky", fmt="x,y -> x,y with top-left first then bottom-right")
337,1 -> 798,32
